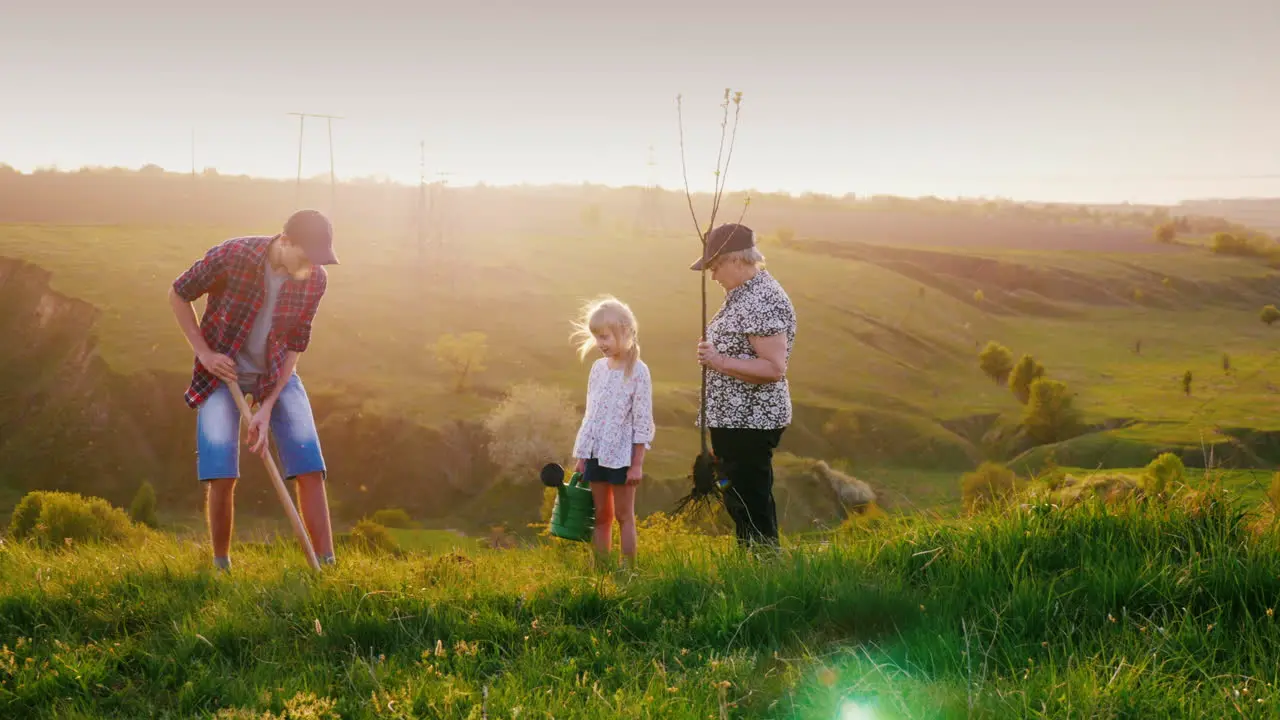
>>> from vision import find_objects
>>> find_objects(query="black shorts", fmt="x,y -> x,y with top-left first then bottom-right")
583,458 -> 629,486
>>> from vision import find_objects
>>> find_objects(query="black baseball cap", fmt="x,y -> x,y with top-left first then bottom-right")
690,223 -> 756,270
283,209 -> 339,265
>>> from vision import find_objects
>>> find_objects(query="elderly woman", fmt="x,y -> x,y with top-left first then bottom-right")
692,223 -> 797,548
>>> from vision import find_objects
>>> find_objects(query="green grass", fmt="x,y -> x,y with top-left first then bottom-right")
3,490 -> 1280,718
384,528 -> 483,553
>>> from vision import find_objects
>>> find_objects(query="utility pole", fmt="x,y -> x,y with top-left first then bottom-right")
635,144 -> 662,236
286,112 -> 342,214
427,168 -> 456,291
417,140 -> 427,268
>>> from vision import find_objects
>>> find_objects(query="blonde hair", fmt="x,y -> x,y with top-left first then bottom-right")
571,296 -> 641,379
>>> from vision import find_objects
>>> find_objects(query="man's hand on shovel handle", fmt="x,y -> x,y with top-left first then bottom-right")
246,405 -> 272,457
199,350 -> 238,384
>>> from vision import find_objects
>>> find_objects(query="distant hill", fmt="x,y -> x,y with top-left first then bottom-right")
0,163 -> 1268,251
1177,198 -> 1280,233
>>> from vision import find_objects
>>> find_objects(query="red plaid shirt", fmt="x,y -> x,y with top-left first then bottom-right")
172,235 -> 328,408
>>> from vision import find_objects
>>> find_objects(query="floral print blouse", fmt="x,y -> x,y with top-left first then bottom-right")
572,358 -> 656,469
698,269 -> 797,430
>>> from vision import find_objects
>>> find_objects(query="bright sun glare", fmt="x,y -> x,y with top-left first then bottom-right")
838,699 -> 877,720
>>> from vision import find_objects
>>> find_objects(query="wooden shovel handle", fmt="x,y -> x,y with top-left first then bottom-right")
227,382 -> 322,571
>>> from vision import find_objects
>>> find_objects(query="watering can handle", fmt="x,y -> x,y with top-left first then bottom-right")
569,471 -> 587,489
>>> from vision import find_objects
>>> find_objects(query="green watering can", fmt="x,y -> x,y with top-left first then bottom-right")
540,463 -> 595,543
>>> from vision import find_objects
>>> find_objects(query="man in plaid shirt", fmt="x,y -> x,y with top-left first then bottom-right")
168,209 -> 340,571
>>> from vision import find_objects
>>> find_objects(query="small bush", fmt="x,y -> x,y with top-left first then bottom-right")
1262,305 -> 1280,326
347,519 -> 399,555
1210,232 -> 1268,258
1023,378 -> 1080,444
635,511 -> 726,553
1142,452 -> 1185,496
484,382 -> 580,477
978,341 -> 1014,385
1050,473 -> 1143,507
369,508 -> 415,529
8,491 -> 135,548
961,462 -> 1017,514
130,481 -> 158,528
1008,354 -> 1046,405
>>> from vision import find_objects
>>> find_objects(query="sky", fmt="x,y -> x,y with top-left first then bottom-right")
2,0 -> 1278,204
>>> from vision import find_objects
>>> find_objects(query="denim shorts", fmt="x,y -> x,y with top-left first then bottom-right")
195,374 -> 327,482
583,458 -> 629,486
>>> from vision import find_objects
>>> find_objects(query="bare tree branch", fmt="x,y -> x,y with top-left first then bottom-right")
708,88 -> 733,229
711,92 -> 745,225
676,94 -> 703,244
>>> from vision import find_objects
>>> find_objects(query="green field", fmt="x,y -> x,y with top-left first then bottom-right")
3,213 -> 1280,491
4,488 -> 1280,718
8,176 -> 1280,717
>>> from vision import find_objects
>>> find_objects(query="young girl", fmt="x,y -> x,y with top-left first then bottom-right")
570,296 -> 655,566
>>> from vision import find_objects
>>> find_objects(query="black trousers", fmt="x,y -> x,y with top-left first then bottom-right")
710,427 -> 785,548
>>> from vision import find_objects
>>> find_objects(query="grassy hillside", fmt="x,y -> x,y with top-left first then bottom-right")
2,487 -> 1280,718
3,170 -> 1280,522
4,213 -> 1280,480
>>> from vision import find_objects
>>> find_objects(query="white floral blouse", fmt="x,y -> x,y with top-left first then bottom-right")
698,269 -> 797,430
572,358 -> 656,469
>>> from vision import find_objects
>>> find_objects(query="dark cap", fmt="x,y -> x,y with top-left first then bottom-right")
283,209 -> 339,265
690,223 -> 756,271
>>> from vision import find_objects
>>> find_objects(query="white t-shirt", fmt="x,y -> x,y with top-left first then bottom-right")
572,357 -> 656,469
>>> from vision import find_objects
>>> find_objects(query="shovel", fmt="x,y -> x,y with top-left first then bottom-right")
227,382 -> 322,571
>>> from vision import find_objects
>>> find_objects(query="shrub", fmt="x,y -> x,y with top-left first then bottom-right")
129,481 -> 158,528
1008,354 -> 1046,404
635,511 -> 726,553
1262,305 -> 1280,326
1210,231 -> 1266,257
978,341 -> 1014,385
8,491 -> 135,548
369,508 -> 415,529
1154,222 -> 1177,243
1142,452 -> 1185,496
1182,370 -> 1192,396
484,382 -> 580,477
1049,472 -> 1142,507
347,519 -> 399,554
961,462 -> 1017,514
1023,378 -> 1080,444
